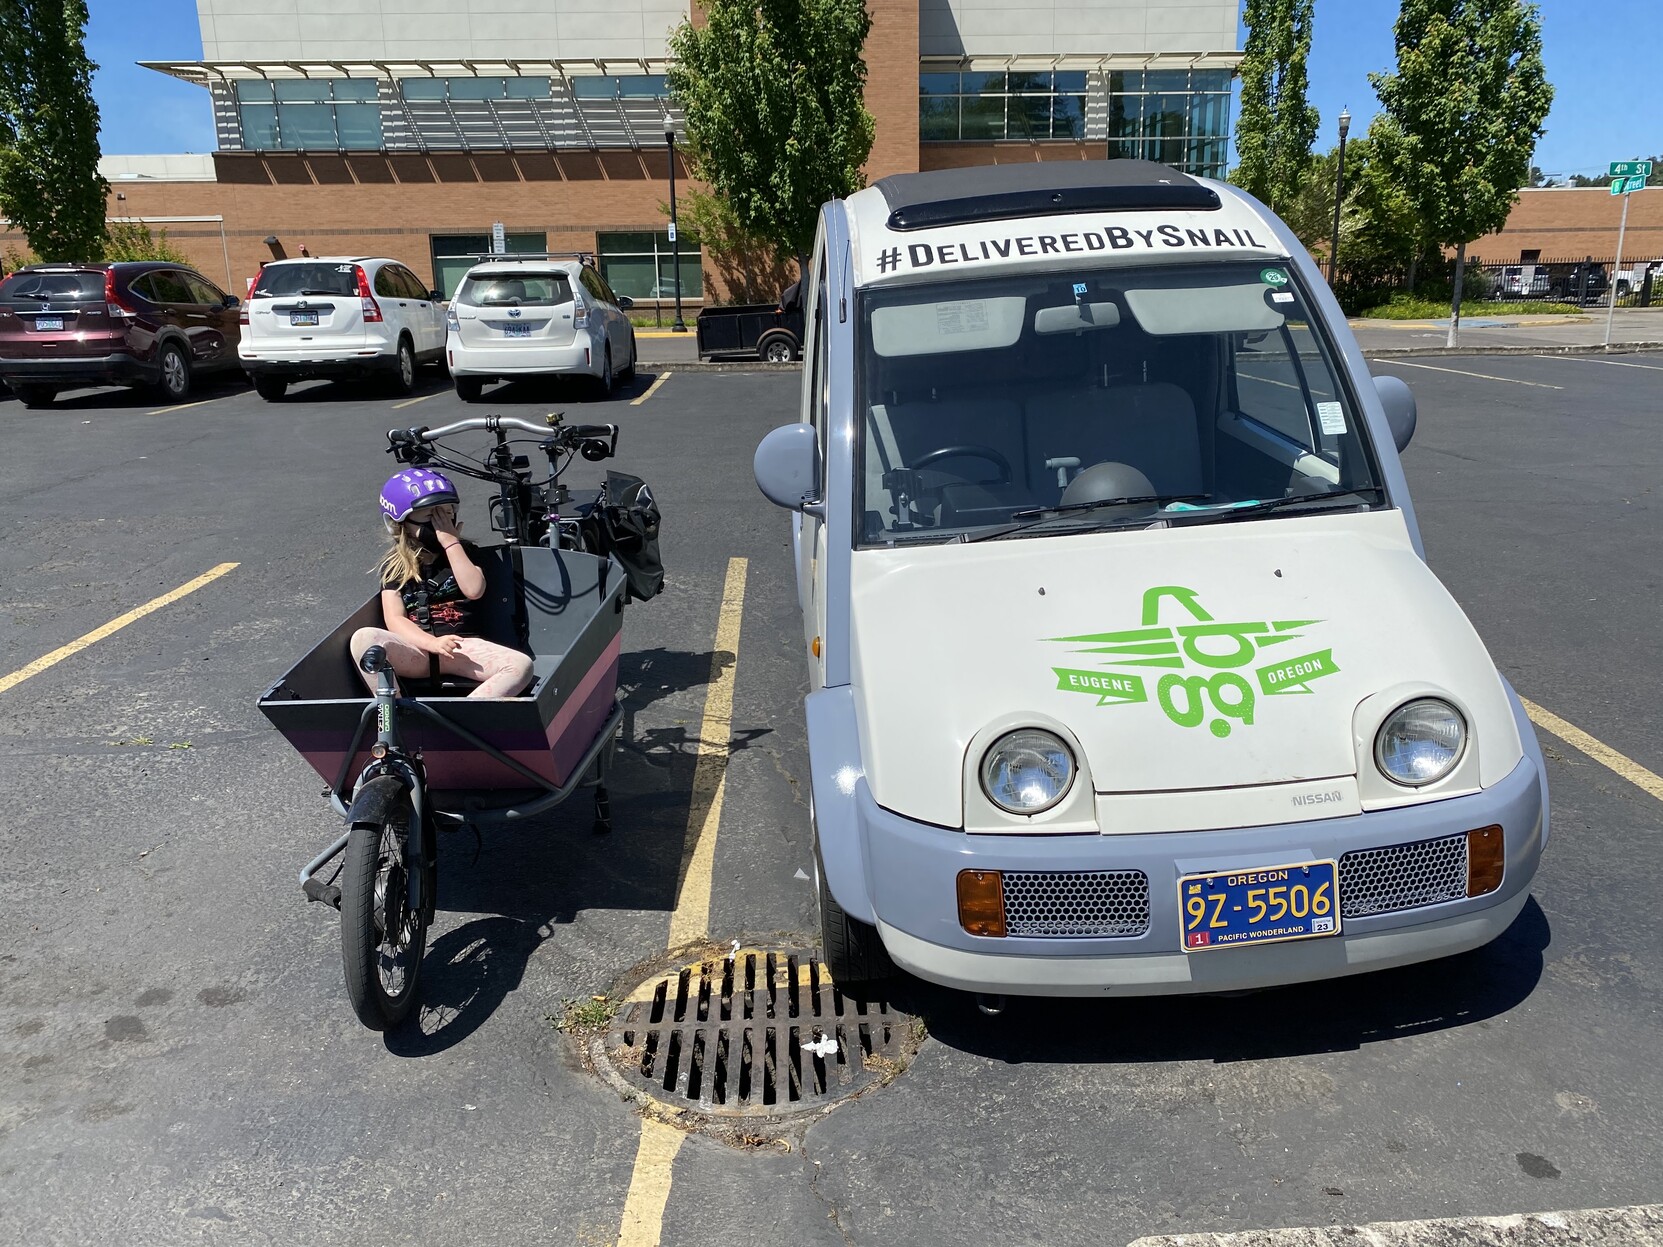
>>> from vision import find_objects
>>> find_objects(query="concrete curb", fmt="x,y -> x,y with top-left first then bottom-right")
1127,1202 -> 1663,1246
633,360 -> 802,372
1362,341 -> 1663,360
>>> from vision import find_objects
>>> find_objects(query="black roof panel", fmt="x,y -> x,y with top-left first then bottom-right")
873,160 -> 1220,231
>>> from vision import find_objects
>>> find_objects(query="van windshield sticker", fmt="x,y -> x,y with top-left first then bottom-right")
1260,267 -> 1288,285
1048,584 -> 1341,738
875,223 -> 1272,275
1316,402 -> 1347,436
936,301 -> 990,334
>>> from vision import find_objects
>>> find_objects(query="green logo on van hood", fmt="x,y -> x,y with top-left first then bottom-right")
1049,585 -> 1339,737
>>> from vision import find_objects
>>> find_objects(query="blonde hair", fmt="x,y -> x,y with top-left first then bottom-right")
375,522 -> 426,589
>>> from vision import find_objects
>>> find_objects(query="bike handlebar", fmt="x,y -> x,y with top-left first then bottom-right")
388,416 -> 618,449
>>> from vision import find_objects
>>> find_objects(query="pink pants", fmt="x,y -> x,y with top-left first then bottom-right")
349,628 -> 534,699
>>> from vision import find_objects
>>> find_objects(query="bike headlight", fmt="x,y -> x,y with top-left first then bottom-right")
980,729 -> 1075,815
1375,699 -> 1466,787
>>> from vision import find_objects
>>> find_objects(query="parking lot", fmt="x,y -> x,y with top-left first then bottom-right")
1,352 -> 1661,1246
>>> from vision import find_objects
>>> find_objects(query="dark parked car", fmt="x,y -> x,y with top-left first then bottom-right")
0,261 -> 242,408
1547,261 -> 1609,304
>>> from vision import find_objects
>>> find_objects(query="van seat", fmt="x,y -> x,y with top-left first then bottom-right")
1024,383 -> 1203,503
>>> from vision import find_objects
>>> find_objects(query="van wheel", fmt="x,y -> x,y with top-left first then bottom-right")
10,384 -> 57,409
253,376 -> 288,402
816,850 -> 894,991
155,342 -> 191,402
389,338 -> 417,395
454,376 -> 483,403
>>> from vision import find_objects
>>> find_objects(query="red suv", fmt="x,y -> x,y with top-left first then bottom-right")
0,262 -> 242,408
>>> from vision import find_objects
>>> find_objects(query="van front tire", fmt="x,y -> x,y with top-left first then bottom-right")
817,853 -> 894,992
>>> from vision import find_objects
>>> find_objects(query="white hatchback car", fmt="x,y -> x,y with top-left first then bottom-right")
445,256 -> 637,401
240,257 -> 446,400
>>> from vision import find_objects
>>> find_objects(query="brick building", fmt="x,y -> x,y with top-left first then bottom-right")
1470,186 -> 1663,267
2,0 -> 1244,302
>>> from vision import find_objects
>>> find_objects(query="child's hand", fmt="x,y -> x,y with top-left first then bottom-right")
432,504 -> 461,537
429,635 -> 463,658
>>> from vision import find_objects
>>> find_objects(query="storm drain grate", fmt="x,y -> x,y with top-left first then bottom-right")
604,950 -> 911,1118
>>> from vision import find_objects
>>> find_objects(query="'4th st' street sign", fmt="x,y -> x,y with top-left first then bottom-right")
1609,160 -> 1653,178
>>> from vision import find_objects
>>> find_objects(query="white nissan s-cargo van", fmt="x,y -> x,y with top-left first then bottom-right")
754,160 -> 1548,1003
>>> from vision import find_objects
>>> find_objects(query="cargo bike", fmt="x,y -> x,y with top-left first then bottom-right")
258,413 -> 662,1029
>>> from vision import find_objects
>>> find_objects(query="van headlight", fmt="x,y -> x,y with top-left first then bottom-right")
1375,699 -> 1466,787
980,729 -> 1075,814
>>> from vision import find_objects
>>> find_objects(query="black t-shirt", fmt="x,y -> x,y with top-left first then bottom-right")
391,543 -> 478,637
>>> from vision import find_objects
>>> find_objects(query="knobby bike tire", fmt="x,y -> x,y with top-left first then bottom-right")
340,801 -> 428,1030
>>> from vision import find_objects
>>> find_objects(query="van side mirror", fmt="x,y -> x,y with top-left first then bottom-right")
754,422 -> 820,513
1373,374 -> 1417,452
428,289 -> 444,302
617,295 -> 635,310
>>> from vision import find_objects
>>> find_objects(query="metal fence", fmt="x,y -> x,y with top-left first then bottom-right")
1463,255 -> 1663,308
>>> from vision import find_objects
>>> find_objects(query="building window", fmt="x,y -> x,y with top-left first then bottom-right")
398,77 -> 552,102
569,75 -> 670,100
235,79 -> 384,150
1107,69 -> 1233,179
918,70 -> 1088,142
597,231 -> 703,301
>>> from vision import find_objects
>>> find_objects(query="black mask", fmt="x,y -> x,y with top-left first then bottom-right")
413,521 -> 443,552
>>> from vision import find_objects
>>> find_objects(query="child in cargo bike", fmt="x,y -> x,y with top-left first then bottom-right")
349,468 -> 534,699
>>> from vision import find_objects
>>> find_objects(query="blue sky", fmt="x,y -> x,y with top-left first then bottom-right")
91,0 -> 1661,177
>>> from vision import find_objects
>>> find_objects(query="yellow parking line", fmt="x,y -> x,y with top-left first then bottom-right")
1522,697 -> 1663,804
392,391 -> 446,410
1383,360 -> 1563,390
630,372 -> 672,406
668,555 -> 749,946
612,554 -> 748,1247
0,563 -> 240,696
147,395 -> 232,416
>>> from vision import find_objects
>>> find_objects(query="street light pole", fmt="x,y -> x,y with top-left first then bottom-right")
666,124 -> 687,333
1329,107 -> 1351,283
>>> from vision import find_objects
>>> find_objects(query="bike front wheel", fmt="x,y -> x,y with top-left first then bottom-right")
340,798 -> 429,1030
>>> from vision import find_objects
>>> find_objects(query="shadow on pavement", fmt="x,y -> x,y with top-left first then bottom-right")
381,644 -> 766,1055
890,895 -> 1550,1064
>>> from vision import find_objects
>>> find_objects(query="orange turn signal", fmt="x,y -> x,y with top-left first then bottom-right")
957,870 -> 1007,937
811,636 -> 822,659
1467,824 -> 1504,897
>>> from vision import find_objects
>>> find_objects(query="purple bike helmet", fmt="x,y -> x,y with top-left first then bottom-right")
379,467 -> 460,523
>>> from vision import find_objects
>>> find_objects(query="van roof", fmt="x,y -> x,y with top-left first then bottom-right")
843,161 -> 1286,289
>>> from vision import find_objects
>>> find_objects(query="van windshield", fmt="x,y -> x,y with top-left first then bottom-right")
457,272 -> 573,307
856,261 -> 1383,545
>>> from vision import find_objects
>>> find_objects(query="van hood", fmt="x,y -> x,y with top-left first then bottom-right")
847,510 -> 1519,828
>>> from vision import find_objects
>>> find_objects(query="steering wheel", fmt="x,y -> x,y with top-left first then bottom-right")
909,444 -> 1014,485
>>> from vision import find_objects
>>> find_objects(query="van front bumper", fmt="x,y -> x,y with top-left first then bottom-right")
843,751 -> 1544,998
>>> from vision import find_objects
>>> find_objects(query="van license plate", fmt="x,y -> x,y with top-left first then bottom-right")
1178,860 -> 1340,951
290,312 -> 319,327
501,322 -> 531,337
34,316 -> 63,331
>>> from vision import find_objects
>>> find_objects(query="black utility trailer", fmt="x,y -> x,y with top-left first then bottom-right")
695,283 -> 805,362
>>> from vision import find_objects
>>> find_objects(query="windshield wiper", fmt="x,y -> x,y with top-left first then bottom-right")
1009,493 -> 1210,522
962,494 -> 1208,544
1169,487 -> 1385,524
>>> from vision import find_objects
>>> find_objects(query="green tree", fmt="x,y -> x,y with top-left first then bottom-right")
1370,0 -> 1553,345
1232,0 -> 1320,216
667,0 -> 874,269
102,221 -> 190,264
0,0 -> 108,261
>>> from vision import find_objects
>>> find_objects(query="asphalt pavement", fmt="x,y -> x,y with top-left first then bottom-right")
1,354 -> 1660,1246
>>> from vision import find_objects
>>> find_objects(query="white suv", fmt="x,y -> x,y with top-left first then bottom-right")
240,257 -> 446,401
445,255 -> 637,401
